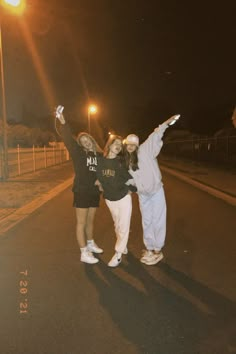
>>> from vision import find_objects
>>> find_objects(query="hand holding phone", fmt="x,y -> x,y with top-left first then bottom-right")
165,114 -> 180,126
54,105 -> 65,124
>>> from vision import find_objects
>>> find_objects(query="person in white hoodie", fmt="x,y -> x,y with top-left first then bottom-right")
123,115 -> 180,265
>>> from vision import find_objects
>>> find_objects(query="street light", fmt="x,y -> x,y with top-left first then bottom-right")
0,0 -> 25,179
1,0 -> 25,15
87,104 -> 97,135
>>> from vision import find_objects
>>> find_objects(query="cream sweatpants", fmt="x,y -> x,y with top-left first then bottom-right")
105,193 -> 132,254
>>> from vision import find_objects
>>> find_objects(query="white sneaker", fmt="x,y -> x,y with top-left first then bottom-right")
141,250 -> 164,266
87,240 -> 103,254
140,250 -> 154,263
81,250 -> 99,264
55,105 -> 65,124
108,252 -> 122,267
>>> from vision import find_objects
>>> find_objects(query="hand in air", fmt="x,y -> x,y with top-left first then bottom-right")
164,114 -> 180,126
54,105 -> 65,124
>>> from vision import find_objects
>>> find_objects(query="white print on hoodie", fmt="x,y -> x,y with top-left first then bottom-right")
128,123 -> 168,195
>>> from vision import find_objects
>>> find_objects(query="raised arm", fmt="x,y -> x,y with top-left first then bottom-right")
141,114 -> 180,158
54,105 -> 80,158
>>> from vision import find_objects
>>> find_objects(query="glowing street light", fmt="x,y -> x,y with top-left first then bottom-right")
4,0 -> 20,5
87,104 -> 97,135
0,0 -> 25,179
1,0 -> 25,15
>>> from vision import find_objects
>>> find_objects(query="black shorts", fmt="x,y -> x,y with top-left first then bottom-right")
73,190 -> 100,208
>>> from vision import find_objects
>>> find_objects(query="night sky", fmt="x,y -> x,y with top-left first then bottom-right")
1,0 -> 236,138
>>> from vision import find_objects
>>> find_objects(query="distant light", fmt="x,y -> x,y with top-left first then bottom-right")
108,131 -> 115,138
88,104 -> 97,114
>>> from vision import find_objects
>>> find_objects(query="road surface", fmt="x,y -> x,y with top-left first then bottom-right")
0,172 -> 235,354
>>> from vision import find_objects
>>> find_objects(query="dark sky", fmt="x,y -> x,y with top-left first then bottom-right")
1,0 -> 236,137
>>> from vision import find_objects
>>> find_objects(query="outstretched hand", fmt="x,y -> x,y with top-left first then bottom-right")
54,105 -> 66,124
164,114 -> 180,126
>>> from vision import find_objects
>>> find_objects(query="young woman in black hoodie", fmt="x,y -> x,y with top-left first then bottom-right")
55,106 -> 103,264
96,135 -> 136,267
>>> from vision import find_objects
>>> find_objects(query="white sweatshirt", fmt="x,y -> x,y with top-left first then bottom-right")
128,123 -> 168,195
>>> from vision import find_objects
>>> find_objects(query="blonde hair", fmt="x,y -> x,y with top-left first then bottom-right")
76,132 -> 103,154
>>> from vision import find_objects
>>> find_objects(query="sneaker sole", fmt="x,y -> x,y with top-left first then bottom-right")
140,253 -> 154,263
81,258 -> 99,264
143,254 -> 164,266
88,249 -> 104,254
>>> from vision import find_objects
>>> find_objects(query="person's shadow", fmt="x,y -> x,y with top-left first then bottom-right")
85,253 -> 236,354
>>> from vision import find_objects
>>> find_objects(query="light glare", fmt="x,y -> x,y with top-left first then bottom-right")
4,0 -> 21,6
88,105 -> 97,114
2,0 -> 26,15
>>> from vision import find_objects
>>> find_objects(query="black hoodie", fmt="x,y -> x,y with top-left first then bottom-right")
96,156 -> 135,201
60,123 -> 100,195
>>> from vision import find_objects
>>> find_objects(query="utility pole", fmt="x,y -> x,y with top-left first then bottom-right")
0,19 -> 9,180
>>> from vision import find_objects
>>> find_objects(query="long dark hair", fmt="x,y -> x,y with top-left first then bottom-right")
123,144 -> 139,171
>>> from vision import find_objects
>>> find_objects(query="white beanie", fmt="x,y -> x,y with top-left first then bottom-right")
124,134 -> 139,146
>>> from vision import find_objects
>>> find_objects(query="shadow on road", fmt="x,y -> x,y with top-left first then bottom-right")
85,253 -> 236,354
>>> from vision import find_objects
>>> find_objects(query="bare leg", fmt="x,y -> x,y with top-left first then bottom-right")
75,207 -> 99,264
75,208 -> 89,248
85,207 -> 97,240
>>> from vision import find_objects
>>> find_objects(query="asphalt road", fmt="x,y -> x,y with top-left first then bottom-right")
0,172 -> 236,354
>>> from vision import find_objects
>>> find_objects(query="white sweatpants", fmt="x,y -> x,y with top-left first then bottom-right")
138,186 -> 166,251
105,194 -> 132,254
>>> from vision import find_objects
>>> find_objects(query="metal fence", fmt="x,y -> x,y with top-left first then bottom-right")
162,135 -> 236,166
0,144 -> 69,179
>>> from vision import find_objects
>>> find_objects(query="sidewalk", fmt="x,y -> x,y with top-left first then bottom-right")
0,162 -> 74,234
0,157 -> 235,234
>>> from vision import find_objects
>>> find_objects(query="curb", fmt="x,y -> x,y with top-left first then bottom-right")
161,165 -> 236,207
0,177 -> 73,235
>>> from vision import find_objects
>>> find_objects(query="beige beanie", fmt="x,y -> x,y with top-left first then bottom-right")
124,134 -> 139,146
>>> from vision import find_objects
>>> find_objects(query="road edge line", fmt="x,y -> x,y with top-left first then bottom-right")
161,166 -> 236,207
